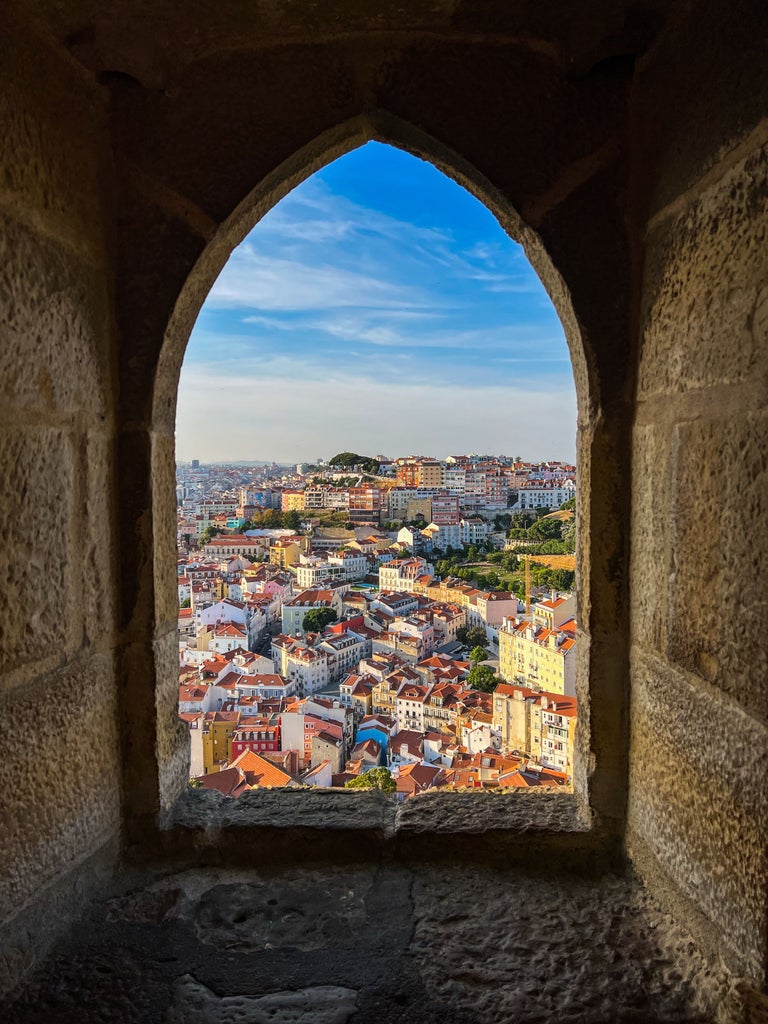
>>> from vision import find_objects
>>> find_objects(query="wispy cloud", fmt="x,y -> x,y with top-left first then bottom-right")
208,247 -> 430,312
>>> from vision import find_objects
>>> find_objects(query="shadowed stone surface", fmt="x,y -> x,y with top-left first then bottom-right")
192,875 -> 371,953
166,978 -> 358,1024
0,866 -> 728,1023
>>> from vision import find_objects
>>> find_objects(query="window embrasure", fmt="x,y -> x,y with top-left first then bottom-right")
150,126 -> 604,841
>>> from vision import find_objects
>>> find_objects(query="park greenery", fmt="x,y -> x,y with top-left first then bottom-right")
241,508 -> 303,531
434,547 -> 574,595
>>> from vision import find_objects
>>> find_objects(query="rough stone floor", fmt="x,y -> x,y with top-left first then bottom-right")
2,865 -> 718,1023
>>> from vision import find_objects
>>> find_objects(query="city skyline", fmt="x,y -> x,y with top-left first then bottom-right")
176,142 -> 576,463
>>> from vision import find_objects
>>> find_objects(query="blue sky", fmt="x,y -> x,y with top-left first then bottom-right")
176,142 -> 576,463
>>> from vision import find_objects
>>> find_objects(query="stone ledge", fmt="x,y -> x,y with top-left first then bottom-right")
167,786 -> 589,835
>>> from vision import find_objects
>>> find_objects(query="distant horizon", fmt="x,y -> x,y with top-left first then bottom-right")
176,142 -> 576,464
178,451 -> 576,468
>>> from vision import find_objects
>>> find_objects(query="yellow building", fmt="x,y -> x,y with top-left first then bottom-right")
405,496 -> 433,523
201,711 -> 240,773
498,615 -> 577,696
493,684 -> 577,773
269,539 -> 301,568
419,578 -> 476,608
281,490 -> 306,511
371,676 -> 398,717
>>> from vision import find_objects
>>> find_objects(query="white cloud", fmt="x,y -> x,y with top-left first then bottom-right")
207,246 -> 428,312
310,313 -> 566,352
175,365 -> 576,464
257,179 -> 452,252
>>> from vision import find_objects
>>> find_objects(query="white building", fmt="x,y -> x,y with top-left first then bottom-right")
379,557 -> 434,593
511,479 -> 575,510
281,588 -> 344,635
316,632 -> 369,683
195,597 -> 247,630
394,681 -> 432,733
271,637 -> 329,696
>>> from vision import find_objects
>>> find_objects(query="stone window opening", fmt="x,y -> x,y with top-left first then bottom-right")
145,119 -> 611,845
2,8 -> 765,1013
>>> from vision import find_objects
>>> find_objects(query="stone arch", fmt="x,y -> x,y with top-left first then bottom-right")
153,113 -> 590,431
127,110 -> 622,840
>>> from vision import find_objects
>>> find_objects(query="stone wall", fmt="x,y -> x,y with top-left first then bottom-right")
0,8 -> 122,991
0,2 -> 766,1019
627,0 -> 768,999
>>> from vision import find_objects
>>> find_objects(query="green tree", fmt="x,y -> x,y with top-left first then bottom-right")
469,645 -> 487,665
467,664 -> 501,693
559,497 -> 576,511
561,519 -> 576,554
201,526 -> 222,544
345,767 -> 396,794
302,607 -> 338,633
329,451 -> 379,474
283,509 -> 302,531
456,625 -> 488,649
548,568 -> 575,591
527,517 -> 563,541
509,511 -> 537,530
179,597 -> 191,609
260,509 -> 283,528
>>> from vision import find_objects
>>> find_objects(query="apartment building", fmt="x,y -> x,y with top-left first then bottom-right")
498,615 -> 577,696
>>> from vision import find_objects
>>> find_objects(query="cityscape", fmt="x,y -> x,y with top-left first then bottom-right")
177,452 -> 578,799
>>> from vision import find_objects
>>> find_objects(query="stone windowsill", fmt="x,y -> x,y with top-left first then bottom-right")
167,786 -> 591,837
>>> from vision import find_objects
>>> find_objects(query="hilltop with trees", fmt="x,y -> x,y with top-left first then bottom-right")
328,452 -> 380,474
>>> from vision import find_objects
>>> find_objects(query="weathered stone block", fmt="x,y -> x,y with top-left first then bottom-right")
412,865 -> 724,1022
639,143 -> 768,401
192,874 -> 371,953
635,0 -> 768,220
0,652 -> 121,920
627,650 -> 768,982
81,430 -> 116,647
155,628 -> 190,812
166,978 -> 358,1024
152,431 -> 182,633
630,422 -> 671,654
667,414 -> 768,719
0,9 -> 109,255
0,427 -> 76,684
0,213 -> 110,416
